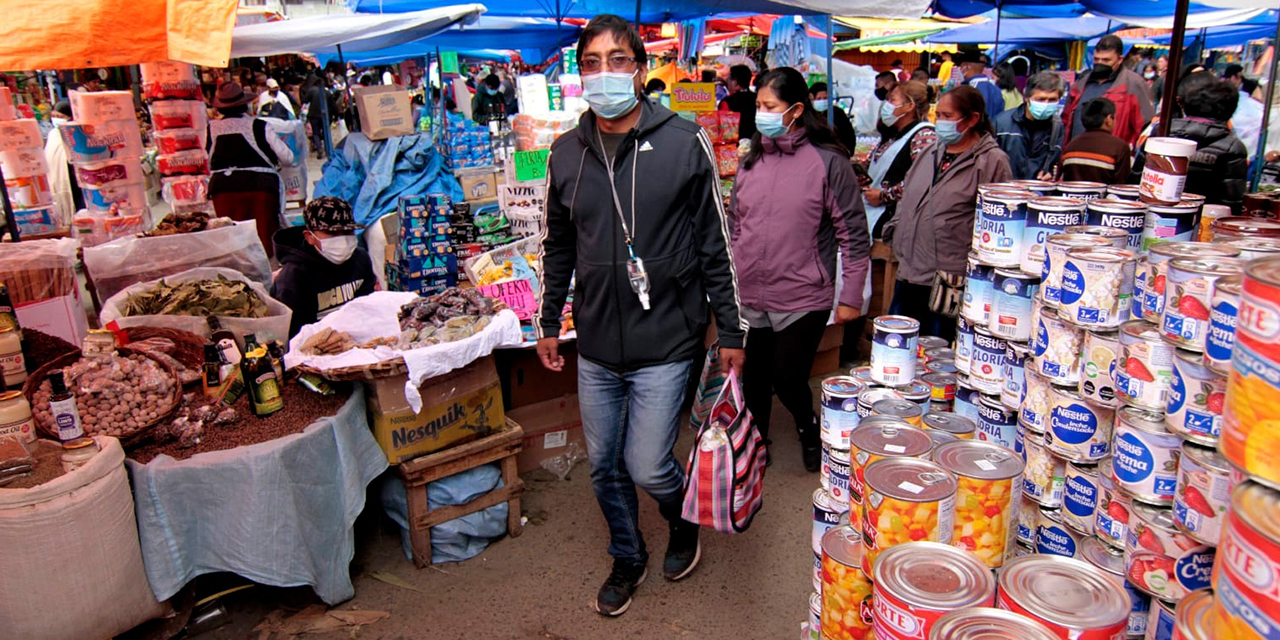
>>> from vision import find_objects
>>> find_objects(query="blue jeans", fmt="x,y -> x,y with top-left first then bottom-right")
578,356 -> 694,564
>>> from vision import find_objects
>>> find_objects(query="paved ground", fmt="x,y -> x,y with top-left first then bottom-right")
185,390 -> 821,640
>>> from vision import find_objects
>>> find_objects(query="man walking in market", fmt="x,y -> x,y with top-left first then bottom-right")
534,14 -> 747,618
958,51 -> 1004,121
1061,35 -> 1155,147
994,71 -> 1066,180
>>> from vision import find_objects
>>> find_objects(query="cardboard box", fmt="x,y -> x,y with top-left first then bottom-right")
455,167 -> 499,202
354,85 -> 414,140
496,343 -> 578,409
365,356 -> 505,463
510,394 -> 585,474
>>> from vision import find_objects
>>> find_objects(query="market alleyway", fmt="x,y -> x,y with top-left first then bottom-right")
192,385 -> 820,640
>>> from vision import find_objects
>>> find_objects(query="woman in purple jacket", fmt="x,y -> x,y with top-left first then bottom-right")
728,67 -> 871,472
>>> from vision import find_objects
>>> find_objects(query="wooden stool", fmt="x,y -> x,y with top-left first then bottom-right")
396,419 -> 525,567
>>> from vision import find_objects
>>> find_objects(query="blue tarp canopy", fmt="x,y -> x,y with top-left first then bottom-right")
932,0 -> 1084,19
933,0 -> 1265,26
350,0 -> 934,23
926,15 -> 1115,43
313,16 -> 581,66
231,5 -> 485,57
1153,24 -> 1276,49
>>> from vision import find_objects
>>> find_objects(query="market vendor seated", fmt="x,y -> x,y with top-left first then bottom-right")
272,197 -> 377,337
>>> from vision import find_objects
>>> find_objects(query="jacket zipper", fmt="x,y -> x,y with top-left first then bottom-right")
590,128 -> 635,366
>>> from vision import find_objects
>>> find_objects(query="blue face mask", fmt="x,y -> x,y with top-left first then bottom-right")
757,104 -> 796,139
484,86 -> 500,96
812,98 -> 829,112
936,118 -> 965,144
582,71 -> 639,120
1027,100 -> 1060,121
880,100 -> 903,127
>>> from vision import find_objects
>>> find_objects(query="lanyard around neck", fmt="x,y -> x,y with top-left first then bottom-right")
597,128 -> 639,253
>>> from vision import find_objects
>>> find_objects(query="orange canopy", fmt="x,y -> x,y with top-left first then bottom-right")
0,0 -> 239,71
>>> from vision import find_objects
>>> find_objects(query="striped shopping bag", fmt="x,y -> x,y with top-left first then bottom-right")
688,343 -> 727,431
681,374 -> 767,533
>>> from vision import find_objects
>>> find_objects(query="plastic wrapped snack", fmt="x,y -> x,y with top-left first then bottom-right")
696,112 -> 721,145
149,100 -> 208,132
717,111 -> 740,144
715,144 -> 739,177
155,129 -> 203,155
162,175 -> 210,206
157,150 -> 209,176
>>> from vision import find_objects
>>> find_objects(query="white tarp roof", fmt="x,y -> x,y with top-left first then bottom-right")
231,4 -> 486,57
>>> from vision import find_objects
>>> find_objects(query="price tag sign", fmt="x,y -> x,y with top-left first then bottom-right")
479,279 -> 537,320
441,51 -> 460,75
513,149 -> 551,182
670,82 -> 717,112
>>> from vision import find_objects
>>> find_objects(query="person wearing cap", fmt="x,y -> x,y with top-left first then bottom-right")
958,51 -> 1004,122
271,196 -> 376,337
208,81 -> 295,256
257,78 -> 297,120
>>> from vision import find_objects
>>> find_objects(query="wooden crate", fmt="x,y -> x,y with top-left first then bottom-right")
396,418 -> 525,567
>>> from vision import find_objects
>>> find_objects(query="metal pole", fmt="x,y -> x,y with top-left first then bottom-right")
1250,12 -> 1280,191
0,164 -> 19,242
338,44 -> 357,133
994,1 -> 1003,62
634,0 -> 640,28
827,14 -> 835,127
1158,0 -> 1192,137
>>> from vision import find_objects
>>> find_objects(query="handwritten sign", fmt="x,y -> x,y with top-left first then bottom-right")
441,51 -> 459,75
513,148 -> 551,183
670,82 -> 717,112
479,279 -> 537,320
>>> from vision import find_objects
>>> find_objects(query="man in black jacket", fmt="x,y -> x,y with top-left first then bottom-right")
718,64 -> 757,140
271,197 -> 376,337
534,14 -> 746,618
994,70 -> 1066,180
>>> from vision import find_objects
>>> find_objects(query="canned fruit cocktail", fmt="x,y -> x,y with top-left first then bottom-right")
1112,406 -> 1182,506
861,458 -> 957,576
1171,442 -> 1231,546
1166,349 -> 1226,446
859,387 -> 904,419
1125,503 -> 1216,603
821,525 -> 875,640
932,439 -> 1023,567
872,316 -> 921,387
1221,259 -> 1280,488
1162,256 -> 1244,352
1060,246 -> 1138,329
997,555 -> 1131,640
1212,481 -> 1280,640
872,398 -> 925,427
1116,320 -> 1178,412
927,607 -> 1060,640
872,541 -> 995,640
848,418 -> 932,531
922,412 -> 975,440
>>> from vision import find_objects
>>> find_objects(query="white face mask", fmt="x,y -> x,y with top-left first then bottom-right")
316,235 -> 357,264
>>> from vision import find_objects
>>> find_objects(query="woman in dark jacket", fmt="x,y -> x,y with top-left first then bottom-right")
208,82 -> 294,257
862,80 -> 936,239
887,85 -> 1012,341
728,67 -> 871,471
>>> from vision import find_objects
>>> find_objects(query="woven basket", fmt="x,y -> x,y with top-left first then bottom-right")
122,325 -> 207,385
22,347 -> 183,447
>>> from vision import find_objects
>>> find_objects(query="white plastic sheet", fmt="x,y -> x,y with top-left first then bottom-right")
285,291 -> 523,412
100,266 -> 293,344
83,220 -> 271,302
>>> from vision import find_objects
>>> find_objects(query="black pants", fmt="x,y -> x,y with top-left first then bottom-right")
743,310 -> 829,448
888,280 -> 957,342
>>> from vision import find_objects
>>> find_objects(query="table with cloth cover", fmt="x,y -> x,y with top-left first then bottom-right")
126,387 -> 388,605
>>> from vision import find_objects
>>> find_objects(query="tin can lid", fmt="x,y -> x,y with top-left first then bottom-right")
813,487 -> 842,513
926,360 -> 959,374
1224,237 -> 1280,256
850,366 -> 877,385
871,541 -> 994,609
1048,233 -> 1114,250
1056,181 -> 1107,192
928,607 -> 1061,640
919,336 -> 950,350
1215,216 -> 1280,236
62,437 -> 96,451
1149,201 -> 1202,214
933,439 -> 1024,480
1067,459 -> 1098,473
1030,196 -> 1088,211
925,346 -> 956,359
1149,241 -> 1238,261
1144,136 -> 1198,158
1008,341 -> 1033,356
1085,198 -> 1148,213
1118,405 -> 1169,435
1010,180 -> 1055,192
864,457 -> 957,502
1176,589 -> 1216,640
923,412 -> 976,436
1096,457 -> 1116,488
997,555 -> 1130,630
1180,441 -> 1230,474
849,420 -> 932,457
928,430 -> 960,449
979,182 -> 1023,194
985,189 -> 1037,203
1064,245 -> 1136,263
875,315 -> 921,334
1232,481 -> 1280,543
893,379 -> 933,401
1079,535 -> 1124,576
1107,184 -> 1141,195
873,398 -> 924,419
1245,256 -> 1280,287
922,372 -> 958,387
860,388 -> 906,408
822,376 -> 866,398
809,591 -> 821,611
1065,225 -> 1130,242
1120,319 -> 1163,342
1038,505 -> 1063,525
1169,256 -> 1244,277
1131,501 -> 1178,534
820,524 -> 861,568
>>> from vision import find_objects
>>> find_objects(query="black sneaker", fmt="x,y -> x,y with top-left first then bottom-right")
802,445 -> 821,473
663,521 -> 701,581
595,558 -> 647,616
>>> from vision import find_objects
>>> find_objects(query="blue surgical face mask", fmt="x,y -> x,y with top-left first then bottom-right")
1027,100 -> 1060,121
582,71 -> 639,120
880,100 -> 903,126
936,118 -> 965,144
756,104 -> 796,139
484,86 -> 500,96
812,98 -> 829,112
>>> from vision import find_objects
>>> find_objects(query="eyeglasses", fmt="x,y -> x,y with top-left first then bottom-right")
580,54 -> 638,74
